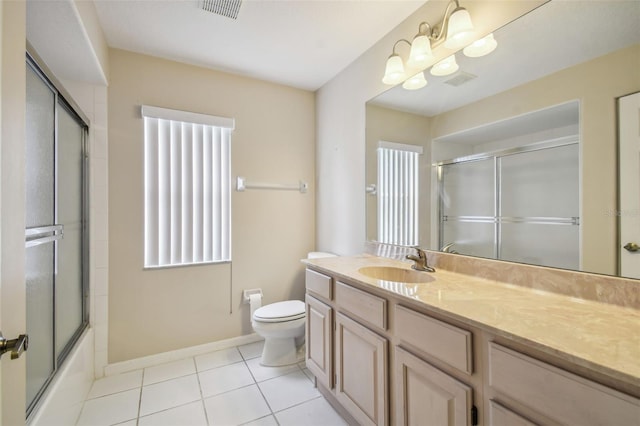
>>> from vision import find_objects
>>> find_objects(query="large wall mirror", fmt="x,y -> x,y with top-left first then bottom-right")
366,1 -> 640,279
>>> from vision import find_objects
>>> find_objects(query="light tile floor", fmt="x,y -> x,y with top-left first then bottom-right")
76,341 -> 348,426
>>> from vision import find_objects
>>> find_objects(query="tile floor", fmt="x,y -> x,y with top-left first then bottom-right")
76,341 -> 348,426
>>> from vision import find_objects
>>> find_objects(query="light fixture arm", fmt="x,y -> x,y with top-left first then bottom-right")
391,39 -> 412,55
428,0 -> 461,47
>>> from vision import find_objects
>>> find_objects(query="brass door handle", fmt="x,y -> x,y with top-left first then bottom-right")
0,332 -> 28,360
623,242 -> 639,252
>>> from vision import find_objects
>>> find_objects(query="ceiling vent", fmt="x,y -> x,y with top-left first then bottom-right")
200,0 -> 242,20
444,72 -> 477,87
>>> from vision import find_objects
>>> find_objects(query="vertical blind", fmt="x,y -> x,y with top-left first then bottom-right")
377,141 -> 422,246
142,105 -> 234,268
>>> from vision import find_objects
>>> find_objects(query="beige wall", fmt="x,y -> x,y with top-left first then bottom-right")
108,49 -> 315,362
365,104 -> 432,245
431,44 -> 640,275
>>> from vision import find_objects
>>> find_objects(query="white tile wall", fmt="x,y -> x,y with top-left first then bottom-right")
90,85 -> 109,379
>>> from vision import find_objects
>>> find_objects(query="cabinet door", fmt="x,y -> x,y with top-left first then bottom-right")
395,347 -> 472,426
336,312 -> 388,426
305,294 -> 333,389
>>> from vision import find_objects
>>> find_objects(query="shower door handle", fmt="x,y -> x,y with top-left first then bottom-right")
0,332 -> 29,360
623,242 -> 639,252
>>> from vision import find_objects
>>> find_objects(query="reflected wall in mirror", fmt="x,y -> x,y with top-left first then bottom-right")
366,1 -> 640,278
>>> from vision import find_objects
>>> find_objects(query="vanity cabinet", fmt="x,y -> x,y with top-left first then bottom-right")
305,265 -> 640,426
487,343 -> 640,426
335,312 -> 388,426
395,346 -> 473,426
305,294 -> 333,390
305,269 -> 334,390
305,270 -> 390,425
394,304 -> 476,426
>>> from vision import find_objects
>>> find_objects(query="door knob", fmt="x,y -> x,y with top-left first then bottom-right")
0,332 -> 28,360
623,242 -> 639,252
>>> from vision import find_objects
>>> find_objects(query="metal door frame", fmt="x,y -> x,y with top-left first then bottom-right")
25,51 -> 90,418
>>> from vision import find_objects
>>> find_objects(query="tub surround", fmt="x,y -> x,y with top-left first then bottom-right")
303,254 -> 640,392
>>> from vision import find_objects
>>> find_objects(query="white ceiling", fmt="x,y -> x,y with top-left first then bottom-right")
370,1 -> 640,117
91,0 -> 426,91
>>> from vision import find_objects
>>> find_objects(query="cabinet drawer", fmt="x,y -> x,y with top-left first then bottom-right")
489,342 -> 640,426
395,305 -> 473,375
488,401 -> 536,426
305,269 -> 332,300
335,282 -> 387,330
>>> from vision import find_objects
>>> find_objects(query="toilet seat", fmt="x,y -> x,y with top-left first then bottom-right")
253,300 -> 305,323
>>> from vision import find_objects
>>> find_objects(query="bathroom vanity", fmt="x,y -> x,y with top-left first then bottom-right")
303,255 -> 640,426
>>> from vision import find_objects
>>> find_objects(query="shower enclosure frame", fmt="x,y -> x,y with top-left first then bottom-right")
25,51 -> 90,418
436,136 -> 580,267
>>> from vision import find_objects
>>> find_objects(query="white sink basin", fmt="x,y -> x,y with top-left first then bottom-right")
358,266 -> 433,283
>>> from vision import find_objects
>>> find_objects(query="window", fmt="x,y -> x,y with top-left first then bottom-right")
377,141 -> 422,246
142,105 -> 234,268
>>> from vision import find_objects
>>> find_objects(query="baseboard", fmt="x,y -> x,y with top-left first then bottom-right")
104,333 -> 263,376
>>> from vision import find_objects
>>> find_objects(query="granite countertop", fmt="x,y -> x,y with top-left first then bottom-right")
303,254 -> 640,389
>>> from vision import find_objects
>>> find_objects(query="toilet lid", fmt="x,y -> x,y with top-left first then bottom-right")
253,300 -> 305,323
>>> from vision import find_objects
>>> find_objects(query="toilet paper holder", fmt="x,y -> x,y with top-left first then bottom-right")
243,288 -> 263,304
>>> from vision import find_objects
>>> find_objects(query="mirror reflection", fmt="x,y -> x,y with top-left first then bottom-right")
366,1 -> 640,278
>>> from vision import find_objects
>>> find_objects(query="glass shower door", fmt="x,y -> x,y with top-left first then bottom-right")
55,104 -> 86,361
25,63 -> 56,410
25,57 -> 88,416
440,158 -> 496,258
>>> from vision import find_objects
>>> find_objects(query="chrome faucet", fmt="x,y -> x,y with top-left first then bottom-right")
406,247 -> 435,273
441,242 -> 459,254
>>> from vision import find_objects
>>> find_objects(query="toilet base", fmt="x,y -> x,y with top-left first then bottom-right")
260,337 -> 302,367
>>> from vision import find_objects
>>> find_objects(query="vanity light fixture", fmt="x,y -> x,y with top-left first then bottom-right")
382,0 -> 496,89
382,39 -> 411,85
444,4 -> 476,49
431,55 -> 459,76
407,22 -> 435,68
403,71 -> 428,90
463,33 -> 497,57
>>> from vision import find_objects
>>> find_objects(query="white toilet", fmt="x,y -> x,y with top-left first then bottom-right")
251,251 -> 336,367
252,300 -> 306,366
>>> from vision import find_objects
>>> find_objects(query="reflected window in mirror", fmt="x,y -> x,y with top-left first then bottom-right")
377,141 -> 423,246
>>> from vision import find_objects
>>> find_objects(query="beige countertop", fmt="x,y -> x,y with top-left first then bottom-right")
303,254 -> 640,389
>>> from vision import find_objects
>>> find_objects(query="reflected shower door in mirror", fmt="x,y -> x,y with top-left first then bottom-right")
438,140 -> 579,270
365,1 -> 640,278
